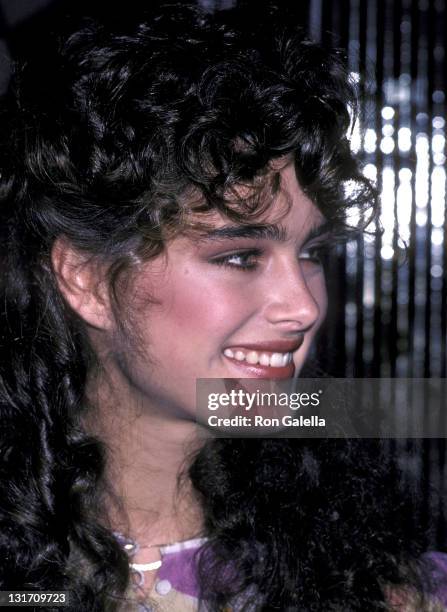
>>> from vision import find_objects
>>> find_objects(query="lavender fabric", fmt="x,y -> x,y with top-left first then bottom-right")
157,540 -> 204,598
423,551 -> 447,605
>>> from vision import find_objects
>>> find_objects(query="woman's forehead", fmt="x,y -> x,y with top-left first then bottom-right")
183,194 -> 325,245
182,164 -> 325,239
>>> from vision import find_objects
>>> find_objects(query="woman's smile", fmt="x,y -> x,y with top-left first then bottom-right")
222,337 -> 305,379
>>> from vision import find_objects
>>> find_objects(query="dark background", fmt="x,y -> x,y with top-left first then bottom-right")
1,0 -> 446,548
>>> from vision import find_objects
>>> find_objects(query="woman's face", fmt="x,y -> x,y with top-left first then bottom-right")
109,162 -> 328,420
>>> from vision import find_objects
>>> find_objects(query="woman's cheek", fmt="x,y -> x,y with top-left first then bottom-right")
166,274 -> 250,337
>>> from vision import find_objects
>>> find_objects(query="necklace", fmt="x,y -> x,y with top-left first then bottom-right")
114,532 -> 161,587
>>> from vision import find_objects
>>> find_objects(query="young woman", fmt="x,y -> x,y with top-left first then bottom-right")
0,3 -> 442,610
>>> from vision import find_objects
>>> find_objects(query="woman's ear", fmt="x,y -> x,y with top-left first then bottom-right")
51,237 -> 113,330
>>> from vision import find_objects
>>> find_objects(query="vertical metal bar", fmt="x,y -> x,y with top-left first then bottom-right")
372,0 -> 385,378
354,0 -> 367,377
360,0 -> 377,377
379,0 -> 396,378
345,0 -> 359,376
424,0 -> 434,378
406,0 -> 423,538
428,0 -> 446,549
388,0 -> 403,378
309,0 -> 323,42
422,1 -> 437,546
407,0 -> 419,379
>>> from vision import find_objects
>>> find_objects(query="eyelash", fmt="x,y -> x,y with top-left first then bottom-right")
210,246 -> 327,271
211,249 -> 262,271
299,246 -> 327,264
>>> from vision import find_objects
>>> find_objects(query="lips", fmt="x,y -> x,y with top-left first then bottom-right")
222,337 -> 304,379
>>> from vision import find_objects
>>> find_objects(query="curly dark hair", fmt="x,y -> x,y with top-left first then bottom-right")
0,2 -> 430,611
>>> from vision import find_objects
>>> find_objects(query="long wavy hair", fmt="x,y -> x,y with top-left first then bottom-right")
0,3 -> 430,610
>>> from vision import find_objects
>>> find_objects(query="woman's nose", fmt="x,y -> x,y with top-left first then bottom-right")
262,259 -> 324,331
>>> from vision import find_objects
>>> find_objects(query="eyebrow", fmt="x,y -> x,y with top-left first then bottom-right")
199,220 -> 331,243
200,224 -> 287,242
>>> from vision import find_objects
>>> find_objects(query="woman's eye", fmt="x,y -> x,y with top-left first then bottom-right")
299,246 -> 326,264
211,250 -> 261,270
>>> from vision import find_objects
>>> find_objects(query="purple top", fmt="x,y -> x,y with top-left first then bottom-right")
156,537 -> 206,598
423,551 -> 447,605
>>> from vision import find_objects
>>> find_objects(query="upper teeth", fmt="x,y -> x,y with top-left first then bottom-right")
223,348 -> 293,368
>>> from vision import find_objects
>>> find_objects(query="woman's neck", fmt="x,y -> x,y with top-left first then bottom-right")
84,367 -> 205,550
